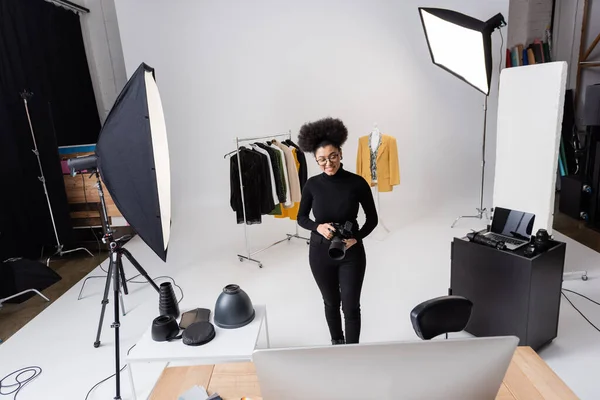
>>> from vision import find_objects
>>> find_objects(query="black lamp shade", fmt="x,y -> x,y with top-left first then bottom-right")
95,62 -> 171,262
159,281 -> 180,319
151,315 -> 180,342
214,284 -> 255,329
419,8 -> 505,95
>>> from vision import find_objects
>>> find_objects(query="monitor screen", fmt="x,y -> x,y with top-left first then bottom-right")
491,207 -> 536,239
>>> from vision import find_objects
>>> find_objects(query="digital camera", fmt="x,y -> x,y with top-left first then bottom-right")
466,231 -> 506,250
328,221 -> 354,260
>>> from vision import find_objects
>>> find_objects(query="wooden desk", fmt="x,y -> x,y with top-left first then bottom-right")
149,346 -> 578,400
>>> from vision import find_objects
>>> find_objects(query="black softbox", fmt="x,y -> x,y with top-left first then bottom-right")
95,63 -> 171,262
0,258 -> 61,303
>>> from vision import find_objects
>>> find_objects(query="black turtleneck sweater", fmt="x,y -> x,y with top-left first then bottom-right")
297,166 -> 378,241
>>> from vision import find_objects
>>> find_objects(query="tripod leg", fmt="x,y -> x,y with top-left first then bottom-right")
119,289 -> 126,317
121,248 -> 160,293
118,262 -> 129,295
112,252 -> 122,399
94,256 -> 114,348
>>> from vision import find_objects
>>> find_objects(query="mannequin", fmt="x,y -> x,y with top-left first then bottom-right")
368,123 -> 382,185
357,124 -> 399,192
370,124 -> 381,153
368,123 -> 389,239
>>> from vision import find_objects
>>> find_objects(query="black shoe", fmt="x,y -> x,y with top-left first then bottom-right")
331,338 -> 345,345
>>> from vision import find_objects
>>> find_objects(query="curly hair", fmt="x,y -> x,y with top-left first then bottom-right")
298,117 -> 349,153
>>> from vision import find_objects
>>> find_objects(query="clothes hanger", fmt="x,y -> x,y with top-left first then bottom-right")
285,140 -> 300,150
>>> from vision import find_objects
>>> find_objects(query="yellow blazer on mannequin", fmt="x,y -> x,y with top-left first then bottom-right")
356,134 -> 400,192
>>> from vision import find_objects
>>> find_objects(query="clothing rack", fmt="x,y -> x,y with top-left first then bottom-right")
224,131 -> 309,268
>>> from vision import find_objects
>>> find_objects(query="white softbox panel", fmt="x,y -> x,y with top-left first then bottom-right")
493,62 -> 567,235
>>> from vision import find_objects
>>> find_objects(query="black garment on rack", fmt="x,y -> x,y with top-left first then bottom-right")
251,147 -> 276,212
255,142 -> 286,203
229,147 -> 275,224
284,139 -> 308,191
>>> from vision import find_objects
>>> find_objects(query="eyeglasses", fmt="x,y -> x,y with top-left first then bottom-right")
316,153 -> 340,166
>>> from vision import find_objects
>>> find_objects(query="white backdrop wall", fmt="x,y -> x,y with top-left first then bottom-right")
114,0 -> 508,240
71,0 -> 128,122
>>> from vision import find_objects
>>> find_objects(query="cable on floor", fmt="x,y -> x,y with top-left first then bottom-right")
127,275 -> 184,304
561,291 -> 600,334
562,288 -> 600,307
84,344 -> 136,400
0,366 -> 42,400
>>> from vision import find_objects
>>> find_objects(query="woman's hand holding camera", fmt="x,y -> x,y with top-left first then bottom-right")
317,223 -> 335,240
343,238 -> 357,249
317,223 -> 357,249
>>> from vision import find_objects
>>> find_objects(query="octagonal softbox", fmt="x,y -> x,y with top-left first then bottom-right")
96,63 -> 171,261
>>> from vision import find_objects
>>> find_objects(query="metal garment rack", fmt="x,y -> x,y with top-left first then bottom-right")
224,131 -> 309,268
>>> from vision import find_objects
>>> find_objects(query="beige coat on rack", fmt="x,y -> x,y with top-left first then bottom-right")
356,133 -> 400,192
273,140 -> 301,203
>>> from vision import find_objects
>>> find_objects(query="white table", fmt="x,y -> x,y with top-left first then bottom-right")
126,304 -> 269,400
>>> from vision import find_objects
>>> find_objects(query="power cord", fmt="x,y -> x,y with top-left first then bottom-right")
561,289 -> 600,334
127,276 -> 184,304
563,288 -> 600,306
0,366 -> 42,400
84,344 -> 136,400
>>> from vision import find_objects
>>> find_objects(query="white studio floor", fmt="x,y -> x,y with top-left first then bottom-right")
1,203 -> 600,400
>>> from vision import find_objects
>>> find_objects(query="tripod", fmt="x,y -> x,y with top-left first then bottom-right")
451,95 -> 491,228
20,90 -> 94,265
90,170 -> 159,399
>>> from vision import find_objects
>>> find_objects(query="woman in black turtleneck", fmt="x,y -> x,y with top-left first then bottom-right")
297,118 -> 378,345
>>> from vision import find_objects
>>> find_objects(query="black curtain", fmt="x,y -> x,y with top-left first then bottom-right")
0,0 -> 101,260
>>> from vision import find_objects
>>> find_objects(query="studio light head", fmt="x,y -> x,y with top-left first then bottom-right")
67,154 -> 97,176
418,7 -> 506,95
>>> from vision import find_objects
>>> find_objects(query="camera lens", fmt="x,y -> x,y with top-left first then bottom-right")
328,237 -> 346,260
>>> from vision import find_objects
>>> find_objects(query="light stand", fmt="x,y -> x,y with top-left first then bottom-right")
76,63 -> 172,400
451,95 -> 490,228
0,289 -> 49,310
20,90 -> 94,265
87,168 -> 160,400
418,8 -> 506,228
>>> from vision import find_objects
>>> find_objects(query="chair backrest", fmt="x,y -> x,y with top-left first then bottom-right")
410,295 -> 473,340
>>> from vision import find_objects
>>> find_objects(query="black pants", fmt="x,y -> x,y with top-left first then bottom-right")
309,235 -> 367,344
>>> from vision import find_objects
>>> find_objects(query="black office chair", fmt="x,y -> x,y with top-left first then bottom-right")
410,295 -> 473,340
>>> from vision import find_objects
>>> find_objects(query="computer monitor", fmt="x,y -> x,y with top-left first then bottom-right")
253,336 -> 519,400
